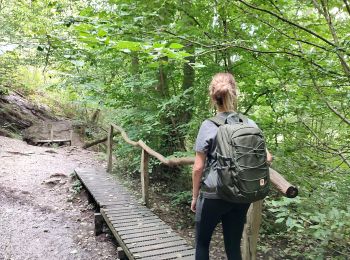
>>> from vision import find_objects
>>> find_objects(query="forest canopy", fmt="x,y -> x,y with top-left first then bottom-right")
1,0 -> 349,258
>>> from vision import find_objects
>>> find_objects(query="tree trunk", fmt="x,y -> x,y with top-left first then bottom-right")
157,56 -> 169,97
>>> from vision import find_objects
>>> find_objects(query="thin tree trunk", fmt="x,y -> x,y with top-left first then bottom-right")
344,0 -> 350,15
312,0 -> 350,79
157,56 -> 169,97
131,52 -> 139,78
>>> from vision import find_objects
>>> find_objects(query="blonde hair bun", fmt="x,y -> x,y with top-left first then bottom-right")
209,73 -> 237,111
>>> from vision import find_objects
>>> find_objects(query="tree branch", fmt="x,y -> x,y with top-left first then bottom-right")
244,9 -> 330,52
243,90 -> 269,115
310,73 -> 350,126
343,0 -> 350,16
235,0 -> 350,55
178,7 -> 212,39
267,0 -> 283,15
164,29 -> 346,79
197,43 -> 344,77
315,0 -> 350,78
300,119 -> 350,168
162,29 -> 213,48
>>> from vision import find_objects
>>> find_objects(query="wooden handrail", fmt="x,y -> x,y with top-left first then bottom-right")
111,124 -> 195,166
110,123 -> 298,198
111,124 -> 138,146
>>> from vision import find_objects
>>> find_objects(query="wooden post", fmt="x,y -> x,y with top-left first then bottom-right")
107,125 -> 113,173
140,149 -> 149,207
50,124 -> 54,142
94,213 -> 104,236
117,247 -> 126,260
241,200 -> 263,260
69,130 -> 73,146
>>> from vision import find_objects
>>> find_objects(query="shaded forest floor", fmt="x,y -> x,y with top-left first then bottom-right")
0,136 -> 117,260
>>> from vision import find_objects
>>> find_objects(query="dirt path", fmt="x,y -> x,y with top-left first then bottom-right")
0,136 -> 117,260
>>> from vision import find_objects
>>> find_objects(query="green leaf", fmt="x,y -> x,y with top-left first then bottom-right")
97,29 -> 107,37
114,41 -> 141,51
169,43 -> 184,49
275,218 -> 285,224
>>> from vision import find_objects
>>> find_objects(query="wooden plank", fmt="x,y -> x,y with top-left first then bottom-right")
91,193 -> 122,198
113,221 -> 168,232
108,216 -> 160,225
103,209 -> 152,217
89,192 -> 122,196
141,249 -> 195,260
36,139 -> 71,143
83,185 -> 119,189
82,187 -> 118,191
107,213 -> 161,220
131,239 -> 188,254
117,224 -> 169,236
104,202 -> 147,208
80,180 -> 118,184
133,245 -> 193,259
90,192 -> 134,197
93,193 -> 132,199
84,189 -> 121,193
86,189 -> 122,194
127,236 -> 184,249
111,220 -> 162,229
104,210 -> 153,218
92,197 -> 129,203
103,204 -> 149,212
123,233 -> 179,244
172,255 -> 195,260
120,229 -> 174,240
98,200 -> 138,206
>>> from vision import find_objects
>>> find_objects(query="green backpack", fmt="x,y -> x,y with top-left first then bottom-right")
209,113 -> 270,203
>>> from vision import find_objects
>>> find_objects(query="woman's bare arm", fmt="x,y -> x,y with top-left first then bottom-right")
191,152 -> 206,212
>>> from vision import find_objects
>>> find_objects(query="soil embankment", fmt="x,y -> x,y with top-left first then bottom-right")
0,92 -> 55,137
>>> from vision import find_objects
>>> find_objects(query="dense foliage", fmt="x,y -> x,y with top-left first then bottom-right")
1,0 -> 349,258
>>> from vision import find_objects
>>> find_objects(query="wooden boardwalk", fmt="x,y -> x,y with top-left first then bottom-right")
75,168 -> 195,260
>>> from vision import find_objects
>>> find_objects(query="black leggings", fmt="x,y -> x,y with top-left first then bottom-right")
195,197 -> 250,260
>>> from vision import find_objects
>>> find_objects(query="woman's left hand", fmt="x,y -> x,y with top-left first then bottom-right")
191,197 -> 197,212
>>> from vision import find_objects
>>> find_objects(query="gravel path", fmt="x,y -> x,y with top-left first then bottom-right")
0,136 -> 117,260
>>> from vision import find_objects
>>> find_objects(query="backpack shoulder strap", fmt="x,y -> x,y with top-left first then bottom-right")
208,115 -> 225,126
208,112 -> 249,126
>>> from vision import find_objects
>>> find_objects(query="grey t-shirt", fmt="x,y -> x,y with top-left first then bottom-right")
194,112 -> 259,198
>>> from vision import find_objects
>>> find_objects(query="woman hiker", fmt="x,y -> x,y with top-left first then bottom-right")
191,72 -> 272,260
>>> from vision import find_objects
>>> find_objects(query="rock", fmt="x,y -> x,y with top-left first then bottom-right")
42,178 -> 62,186
45,150 -> 58,154
50,173 -> 68,178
